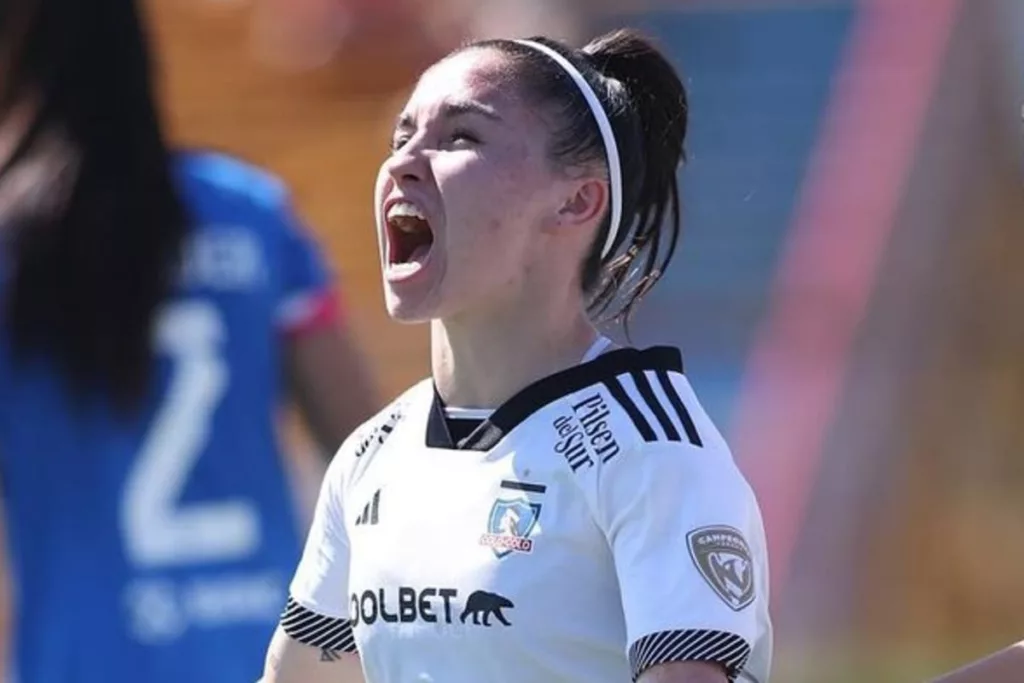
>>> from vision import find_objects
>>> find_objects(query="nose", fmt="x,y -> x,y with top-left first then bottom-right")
382,143 -> 427,185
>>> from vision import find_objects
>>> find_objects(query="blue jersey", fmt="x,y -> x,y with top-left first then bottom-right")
0,151 -> 336,683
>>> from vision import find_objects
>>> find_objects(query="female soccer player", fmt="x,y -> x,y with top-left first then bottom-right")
0,1 -> 378,682
262,28 -> 771,683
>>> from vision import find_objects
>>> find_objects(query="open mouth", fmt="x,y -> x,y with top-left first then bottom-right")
385,201 -> 435,275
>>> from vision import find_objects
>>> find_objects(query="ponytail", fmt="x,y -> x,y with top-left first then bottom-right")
582,29 -> 688,326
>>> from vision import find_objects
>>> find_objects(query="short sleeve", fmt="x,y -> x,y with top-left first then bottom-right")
283,445 -> 357,652
272,199 -> 342,336
586,440 -> 771,682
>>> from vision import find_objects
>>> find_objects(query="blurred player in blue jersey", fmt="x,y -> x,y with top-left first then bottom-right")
0,0 -> 379,681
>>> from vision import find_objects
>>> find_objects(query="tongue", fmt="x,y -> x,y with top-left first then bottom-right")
406,243 -> 431,264
388,243 -> 431,278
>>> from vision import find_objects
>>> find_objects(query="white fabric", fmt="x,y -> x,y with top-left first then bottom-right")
580,335 -> 614,363
289,451 -> 351,620
442,406 -> 493,420
289,372 -> 771,683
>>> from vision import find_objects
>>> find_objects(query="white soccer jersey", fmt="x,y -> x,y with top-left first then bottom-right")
284,347 -> 772,683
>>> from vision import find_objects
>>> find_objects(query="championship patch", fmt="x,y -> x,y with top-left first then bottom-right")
479,498 -> 541,559
686,525 -> 755,611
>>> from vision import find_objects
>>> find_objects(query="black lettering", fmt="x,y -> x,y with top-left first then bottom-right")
360,590 -> 378,625
438,588 -> 457,623
398,587 -> 418,622
574,394 -> 619,458
568,445 -> 594,471
571,393 -> 604,412
589,426 -> 621,463
349,594 -> 360,626
349,587 -> 463,625
596,438 -> 621,463
578,405 -> 611,433
554,430 -> 582,454
576,398 -> 621,464
417,587 -> 437,623
553,415 -> 576,438
589,427 -> 612,448
555,431 -> 593,472
583,418 -> 609,438
379,588 -> 398,623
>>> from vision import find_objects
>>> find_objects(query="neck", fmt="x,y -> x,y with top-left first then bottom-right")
432,294 -> 598,410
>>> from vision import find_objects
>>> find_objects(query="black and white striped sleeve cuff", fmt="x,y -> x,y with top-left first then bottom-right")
280,596 -> 357,653
628,629 -> 751,682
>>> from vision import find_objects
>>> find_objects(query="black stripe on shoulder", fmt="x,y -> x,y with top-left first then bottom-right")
280,596 -> 357,653
655,369 -> 703,447
603,377 -> 656,442
628,629 -> 751,682
631,370 -> 682,442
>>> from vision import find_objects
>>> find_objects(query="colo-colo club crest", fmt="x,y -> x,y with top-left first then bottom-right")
480,499 -> 541,559
686,525 -> 756,611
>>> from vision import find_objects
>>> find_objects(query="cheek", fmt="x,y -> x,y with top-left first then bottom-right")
374,168 -> 391,224
436,148 -> 548,258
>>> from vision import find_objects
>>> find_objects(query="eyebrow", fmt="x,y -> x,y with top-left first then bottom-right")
395,100 -> 503,131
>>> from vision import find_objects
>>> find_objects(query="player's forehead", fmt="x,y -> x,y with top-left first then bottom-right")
399,48 -> 523,125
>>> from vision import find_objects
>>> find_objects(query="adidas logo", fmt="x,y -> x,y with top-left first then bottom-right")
355,489 -> 381,526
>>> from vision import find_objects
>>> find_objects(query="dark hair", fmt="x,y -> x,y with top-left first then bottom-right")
0,0 -> 188,412
465,29 -> 688,327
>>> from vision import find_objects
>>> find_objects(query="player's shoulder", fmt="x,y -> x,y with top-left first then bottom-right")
541,345 -> 733,468
173,148 -> 290,220
551,345 -> 721,446
335,379 -> 431,466
319,380 -> 430,496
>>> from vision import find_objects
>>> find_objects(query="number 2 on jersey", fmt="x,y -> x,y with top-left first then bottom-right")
121,301 -> 261,568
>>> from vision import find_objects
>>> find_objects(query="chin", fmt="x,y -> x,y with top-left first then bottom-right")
382,288 -> 439,324
379,252 -> 449,323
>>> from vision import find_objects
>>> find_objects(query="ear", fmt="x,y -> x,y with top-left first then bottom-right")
556,176 -> 608,229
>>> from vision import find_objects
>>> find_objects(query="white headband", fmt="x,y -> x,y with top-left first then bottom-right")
514,39 -> 622,259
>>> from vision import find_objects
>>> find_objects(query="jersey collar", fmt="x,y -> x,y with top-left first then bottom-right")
425,346 -> 684,451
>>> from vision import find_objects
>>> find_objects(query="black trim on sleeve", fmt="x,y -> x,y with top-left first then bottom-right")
630,370 -> 682,442
604,377 -> 657,442
628,629 -> 751,682
655,369 -> 703,447
280,596 -> 357,653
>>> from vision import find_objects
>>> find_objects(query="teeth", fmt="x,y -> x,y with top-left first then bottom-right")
396,219 -> 419,234
386,201 -> 426,222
